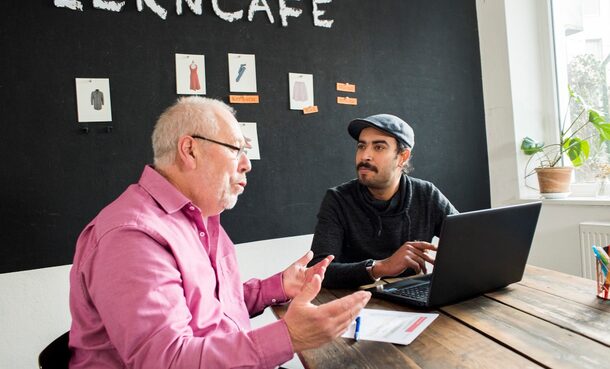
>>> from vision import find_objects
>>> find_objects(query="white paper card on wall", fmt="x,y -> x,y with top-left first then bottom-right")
75,78 -> 112,122
239,122 -> 261,160
175,53 -> 206,95
228,53 -> 257,93
289,73 -> 314,110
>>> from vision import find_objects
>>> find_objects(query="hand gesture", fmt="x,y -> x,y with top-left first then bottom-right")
283,273 -> 371,352
282,251 -> 333,299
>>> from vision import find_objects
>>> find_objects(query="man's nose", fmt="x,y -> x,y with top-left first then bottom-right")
360,147 -> 373,161
239,153 -> 252,173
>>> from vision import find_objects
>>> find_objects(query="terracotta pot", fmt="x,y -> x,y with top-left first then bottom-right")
535,167 -> 573,193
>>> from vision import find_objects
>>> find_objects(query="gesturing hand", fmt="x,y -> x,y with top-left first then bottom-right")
282,251 -> 334,299
283,273 -> 371,352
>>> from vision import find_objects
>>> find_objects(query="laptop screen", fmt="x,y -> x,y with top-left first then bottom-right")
427,202 -> 542,306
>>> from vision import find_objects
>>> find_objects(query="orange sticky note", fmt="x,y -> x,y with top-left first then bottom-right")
336,82 -> 356,93
303,106 -> 319,114
229,95 -> 260,104
337,96 -> 358,105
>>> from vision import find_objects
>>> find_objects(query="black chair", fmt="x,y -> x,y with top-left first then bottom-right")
38,331 -> 71,369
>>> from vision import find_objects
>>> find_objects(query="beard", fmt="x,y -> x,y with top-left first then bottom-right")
356,161 -> 397,190
217,178 -> 244,210
356,162 -> 380,188
220,192 -> 239,210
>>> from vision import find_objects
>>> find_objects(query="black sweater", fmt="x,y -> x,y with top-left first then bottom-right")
310,175 -> 457,288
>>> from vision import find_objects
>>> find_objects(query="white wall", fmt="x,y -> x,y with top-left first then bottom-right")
0,265 -> 72,369
0,234 -> 311,369
476,0 -> 557,205
529,202 -> 610,276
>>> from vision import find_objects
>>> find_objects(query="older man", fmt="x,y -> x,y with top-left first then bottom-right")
310,114 -> 458,288
68,97 -> 370,369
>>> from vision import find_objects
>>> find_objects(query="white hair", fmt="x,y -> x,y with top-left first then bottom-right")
151,96 -> 235,168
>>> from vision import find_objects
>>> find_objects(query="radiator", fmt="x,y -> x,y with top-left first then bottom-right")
579,222 -> 610,280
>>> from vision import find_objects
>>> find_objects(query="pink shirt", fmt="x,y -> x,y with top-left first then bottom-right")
69,166 -> 294,369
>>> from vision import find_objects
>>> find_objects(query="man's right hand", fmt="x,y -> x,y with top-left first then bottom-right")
373,241 -> 437,278
283,274 -> 371,352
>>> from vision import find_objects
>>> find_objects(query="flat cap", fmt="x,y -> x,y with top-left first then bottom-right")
348,114 -> 414,148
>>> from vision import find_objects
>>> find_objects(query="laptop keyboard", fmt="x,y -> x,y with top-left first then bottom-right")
387,283 -> 430,300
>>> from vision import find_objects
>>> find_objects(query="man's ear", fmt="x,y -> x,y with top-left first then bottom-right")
177,136 -> 197,169
398,149 -> 411,168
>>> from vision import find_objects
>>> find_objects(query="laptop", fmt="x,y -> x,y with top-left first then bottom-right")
368,202 -> 542,307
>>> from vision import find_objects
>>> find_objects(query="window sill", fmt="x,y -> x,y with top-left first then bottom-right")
520,182 -> 610,205
521,193 -> 610,206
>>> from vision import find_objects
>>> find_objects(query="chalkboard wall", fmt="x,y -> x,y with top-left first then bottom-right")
0,0 -> 489,273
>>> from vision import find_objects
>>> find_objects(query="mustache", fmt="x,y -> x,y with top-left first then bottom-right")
356,162 -> 378,172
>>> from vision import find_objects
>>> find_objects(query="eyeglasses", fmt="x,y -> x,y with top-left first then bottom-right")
191,134 -> 249,159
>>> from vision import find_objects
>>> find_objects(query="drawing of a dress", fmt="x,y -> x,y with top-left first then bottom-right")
293,81 -> 308,102
190,61 -> 201,91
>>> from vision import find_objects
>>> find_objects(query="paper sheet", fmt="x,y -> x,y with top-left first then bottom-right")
342,308 -> 438,345
239,122 -> 260,160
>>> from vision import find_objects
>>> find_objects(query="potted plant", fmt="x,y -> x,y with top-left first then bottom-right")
521,86 -> 610,197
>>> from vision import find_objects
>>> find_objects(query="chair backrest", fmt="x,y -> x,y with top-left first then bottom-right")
38,331 -> 71,369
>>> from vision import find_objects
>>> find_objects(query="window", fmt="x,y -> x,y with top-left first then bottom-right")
585,38 -> 603,59
552,0 -> 610,183
583,0 -> 600,16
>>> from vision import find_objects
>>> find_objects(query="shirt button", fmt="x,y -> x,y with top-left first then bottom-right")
271,299 -> 277,303
199,232 -> 205,237
189,206 -> 195,211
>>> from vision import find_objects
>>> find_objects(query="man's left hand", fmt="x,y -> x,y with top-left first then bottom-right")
282,251 -> 334,299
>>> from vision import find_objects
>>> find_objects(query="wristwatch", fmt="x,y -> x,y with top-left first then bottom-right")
365,259 -> 380,282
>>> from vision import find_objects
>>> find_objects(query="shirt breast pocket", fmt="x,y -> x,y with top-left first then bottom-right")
217,253 -> 245,304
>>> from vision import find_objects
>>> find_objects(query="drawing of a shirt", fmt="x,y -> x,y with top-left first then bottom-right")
190,62 -> 201,91
90,89 -> 104,110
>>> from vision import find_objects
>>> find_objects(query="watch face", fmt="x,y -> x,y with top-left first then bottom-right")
365,259 -> 374,268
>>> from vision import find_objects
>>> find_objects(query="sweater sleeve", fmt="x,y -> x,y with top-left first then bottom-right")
310,190 -> 375,289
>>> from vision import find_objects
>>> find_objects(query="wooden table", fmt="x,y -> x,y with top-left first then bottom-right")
272,265 -> 610,369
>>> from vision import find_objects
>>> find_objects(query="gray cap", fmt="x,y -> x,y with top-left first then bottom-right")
348,114 -> 415,148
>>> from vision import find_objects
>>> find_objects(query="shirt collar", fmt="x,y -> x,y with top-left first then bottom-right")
138,165 -> 192,214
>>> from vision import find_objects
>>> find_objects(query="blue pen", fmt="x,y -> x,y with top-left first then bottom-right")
592,246 -> 609,276
354,316 -> 361,341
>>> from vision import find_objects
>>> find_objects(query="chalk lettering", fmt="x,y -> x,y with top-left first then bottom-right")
177,0 -> 202,15
248,0 -> 274,24
136,0 -> 168,19
278,0 -> 302,27
212,0 -> 244,22
54,0 -> 334,28
54,0 -> 83,11
312,0 -> 333,28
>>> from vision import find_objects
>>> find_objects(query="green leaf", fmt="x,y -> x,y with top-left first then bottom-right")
588,110 -> 610,141
589,110 -> 606,124
520,136 -> 544,155
596,123 -> 610,141
563,137 -> 589,167
569,85 -> 584,105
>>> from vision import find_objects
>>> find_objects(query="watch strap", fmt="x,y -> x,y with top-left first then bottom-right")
365,259 -> 380,282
